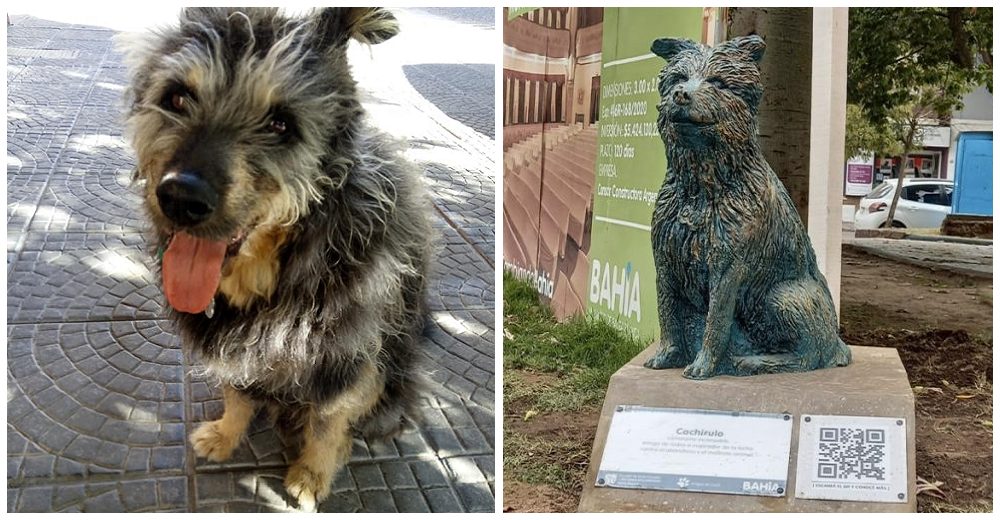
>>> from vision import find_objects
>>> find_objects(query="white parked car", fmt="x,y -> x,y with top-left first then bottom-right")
854,178 -> 954,229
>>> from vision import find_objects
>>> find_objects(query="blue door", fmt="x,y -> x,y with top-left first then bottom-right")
952,132 -> 993,216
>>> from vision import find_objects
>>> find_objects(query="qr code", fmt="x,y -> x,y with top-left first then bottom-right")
816,427 -> 886,480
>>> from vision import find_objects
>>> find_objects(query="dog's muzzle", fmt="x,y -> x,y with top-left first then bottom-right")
156,171 -> 218,227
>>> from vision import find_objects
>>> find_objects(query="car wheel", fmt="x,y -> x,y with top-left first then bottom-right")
878,221 -> 907,229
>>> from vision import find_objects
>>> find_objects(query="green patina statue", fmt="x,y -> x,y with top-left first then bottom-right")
646,35 -> 851,379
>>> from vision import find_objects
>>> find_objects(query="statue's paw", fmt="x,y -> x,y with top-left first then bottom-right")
644,347 -> 688,369
682,354 -> 717,380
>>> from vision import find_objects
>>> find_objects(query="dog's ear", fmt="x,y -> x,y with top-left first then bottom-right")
311,7 -> 399,49
114,31 -> 154,74
651,38 -> 699,61
722,35 -> 766,64
179,7 -> 216,23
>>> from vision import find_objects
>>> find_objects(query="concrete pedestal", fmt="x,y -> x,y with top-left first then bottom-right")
578,344 -> 916,513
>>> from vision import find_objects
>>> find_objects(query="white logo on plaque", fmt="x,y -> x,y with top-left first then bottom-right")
595,406 -> 793,496
795,415 -> 908,503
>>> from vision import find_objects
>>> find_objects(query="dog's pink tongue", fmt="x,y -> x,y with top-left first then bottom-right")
161,232 -> 227,314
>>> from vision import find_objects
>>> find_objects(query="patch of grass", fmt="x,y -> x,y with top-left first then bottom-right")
502,371 -> 536,403
534,368 -> 609,411
503,432 -> 590,493
922,500 -> 993,513
503,272 -> 649,410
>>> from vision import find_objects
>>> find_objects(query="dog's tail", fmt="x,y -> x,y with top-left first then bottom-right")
353,339 -> 430,440
353,294 -> 430,440
355,241 -> 433,440
828,337 -> 852,367
354,374 -> 428,440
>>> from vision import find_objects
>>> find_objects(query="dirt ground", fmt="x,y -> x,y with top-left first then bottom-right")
503,246 -> 993,512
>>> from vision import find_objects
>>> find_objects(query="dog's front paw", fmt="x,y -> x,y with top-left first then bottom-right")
644,344 -> 689,369
190,421 -> 241,462
682,352 -> 718,380
285,463 -> 332,513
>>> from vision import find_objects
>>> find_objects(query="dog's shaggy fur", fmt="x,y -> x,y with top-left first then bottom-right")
645,35 -> 851,379
120,7 -> 433,509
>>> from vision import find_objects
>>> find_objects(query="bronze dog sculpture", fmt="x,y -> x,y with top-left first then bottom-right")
645,35 -> 851,379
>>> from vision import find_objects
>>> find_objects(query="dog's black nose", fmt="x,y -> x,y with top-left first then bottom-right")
156,171 -> 218,226
672,85 -> 692,105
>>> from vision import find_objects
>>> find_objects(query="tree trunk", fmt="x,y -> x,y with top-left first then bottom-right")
884,118 -> 919,226
729,7 -> 814,225
947,7 -> 973,69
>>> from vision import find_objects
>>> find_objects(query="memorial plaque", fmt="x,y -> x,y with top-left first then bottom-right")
795,414 -> 908,503
595,406 -> 793,496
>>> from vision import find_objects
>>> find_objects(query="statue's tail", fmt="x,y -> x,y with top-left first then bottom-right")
827,338 -> 852,368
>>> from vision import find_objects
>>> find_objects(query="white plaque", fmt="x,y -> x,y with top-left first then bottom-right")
596,406 -> 793,496
795,414 -> 907,503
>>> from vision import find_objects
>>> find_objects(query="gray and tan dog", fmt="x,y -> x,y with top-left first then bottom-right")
645,35 -> 851,380
120,7 -> 433,509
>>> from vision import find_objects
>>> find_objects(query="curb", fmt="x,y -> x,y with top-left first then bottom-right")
853,229 -> 992,246
844,243 -> 992,279
903,234 -> 993,246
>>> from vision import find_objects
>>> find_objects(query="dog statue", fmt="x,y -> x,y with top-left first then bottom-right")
645,35 -> 851,380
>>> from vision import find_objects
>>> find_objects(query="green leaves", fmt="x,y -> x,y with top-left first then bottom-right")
847,7 -> 992,127
845,103 -> 902,158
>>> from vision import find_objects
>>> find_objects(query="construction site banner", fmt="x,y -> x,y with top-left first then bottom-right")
502,7 -> 605,320
587,8 -> 710,339
507,7 -> 539,20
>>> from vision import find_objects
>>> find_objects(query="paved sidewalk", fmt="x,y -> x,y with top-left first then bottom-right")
844,234 -> 992,279
7,9 -> 495,513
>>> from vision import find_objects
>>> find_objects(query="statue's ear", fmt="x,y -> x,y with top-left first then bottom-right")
312,7 -> 399,49
725,35 -> 766,64
651,38 -> 699,61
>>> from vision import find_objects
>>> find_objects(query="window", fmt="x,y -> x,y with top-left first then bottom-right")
865,182 -> 893,199
904,184 -> 953,206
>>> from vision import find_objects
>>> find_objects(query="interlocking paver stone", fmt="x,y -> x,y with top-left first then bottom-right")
7,8 -> 495,512
8,241 -> 164,323
7,132 -> 66,173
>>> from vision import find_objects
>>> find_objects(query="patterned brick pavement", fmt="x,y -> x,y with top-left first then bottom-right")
7,9 -> 495,513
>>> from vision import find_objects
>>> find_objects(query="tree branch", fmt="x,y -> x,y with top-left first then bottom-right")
889,44 -> 929,67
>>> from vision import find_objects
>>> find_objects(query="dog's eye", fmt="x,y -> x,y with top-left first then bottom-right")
668,72 -> 689,84
161,86 -> 193,113
267,119 -> 288,135
264,109 -> 296,141
707,77 -> 728,89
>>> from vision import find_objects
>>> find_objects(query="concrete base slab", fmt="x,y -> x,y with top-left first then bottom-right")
579,344 -> 916,513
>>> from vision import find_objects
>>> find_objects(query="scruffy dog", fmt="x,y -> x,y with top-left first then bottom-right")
645,35 -> 851,380
120,7 -> 432,509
